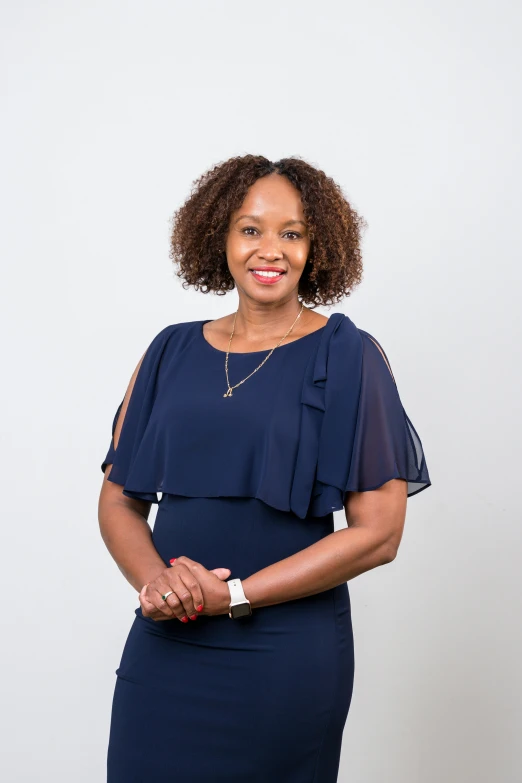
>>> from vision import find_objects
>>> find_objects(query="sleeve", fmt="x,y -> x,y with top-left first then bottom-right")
100,324 -> 176,503
345,329 -> 432,497
100,399 -> 124,474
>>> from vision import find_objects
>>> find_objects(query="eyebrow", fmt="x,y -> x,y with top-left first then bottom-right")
233,214 -> 307,228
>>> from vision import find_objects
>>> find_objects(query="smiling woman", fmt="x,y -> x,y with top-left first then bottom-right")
225,174 -> 312,306
169,154 -> 367,308
99,154 -> 431,783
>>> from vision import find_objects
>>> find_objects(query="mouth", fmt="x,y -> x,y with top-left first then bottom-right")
249,268 -> 287,285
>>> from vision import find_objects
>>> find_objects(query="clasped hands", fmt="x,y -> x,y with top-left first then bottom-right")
139,555 -> 232,623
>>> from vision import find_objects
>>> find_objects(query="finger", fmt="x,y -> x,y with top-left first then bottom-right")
177,570 -> 204,618
211,568 -> 232,581
153,578 -> 192,622
139,590 -> 158,618
163,588 -> 189,622
160,573 -> 195,623
167,562 -> 202,618
139,585 -> 175,622
174,557 -> 207,612
146,582 -> 177,620
140,583 -> 155,608
175,555 -> 205,571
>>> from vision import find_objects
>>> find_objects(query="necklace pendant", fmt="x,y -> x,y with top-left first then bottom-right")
223,388 -> 233,397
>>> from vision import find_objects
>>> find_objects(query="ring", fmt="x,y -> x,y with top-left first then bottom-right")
161,590 -> 174,601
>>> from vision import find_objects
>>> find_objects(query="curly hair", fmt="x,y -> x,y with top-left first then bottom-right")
168,154 -> 367,308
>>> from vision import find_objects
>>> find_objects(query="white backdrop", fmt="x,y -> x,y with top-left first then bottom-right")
2,1 -> 521,781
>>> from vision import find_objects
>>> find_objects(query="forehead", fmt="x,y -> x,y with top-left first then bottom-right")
237,174 -> 305,219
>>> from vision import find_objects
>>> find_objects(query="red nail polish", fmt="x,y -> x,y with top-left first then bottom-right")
190,614 -> 197,621
196,604 -> 203,612
169,558 -> 176,564
180,616 -> 188,623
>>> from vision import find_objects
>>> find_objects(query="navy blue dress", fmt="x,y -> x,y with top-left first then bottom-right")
101,312 -> 431,782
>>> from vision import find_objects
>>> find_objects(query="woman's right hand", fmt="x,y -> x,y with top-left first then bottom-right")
139,557 -> 231,623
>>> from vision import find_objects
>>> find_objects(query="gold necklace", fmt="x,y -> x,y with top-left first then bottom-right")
223,303 -> 305,397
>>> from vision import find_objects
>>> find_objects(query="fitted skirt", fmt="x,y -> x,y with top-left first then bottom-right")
107,495 -> 355,783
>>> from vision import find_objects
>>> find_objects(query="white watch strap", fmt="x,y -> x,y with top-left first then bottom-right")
227,578 -> 248,605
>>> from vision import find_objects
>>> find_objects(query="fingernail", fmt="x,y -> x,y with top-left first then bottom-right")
196,604 -> 203,612
180,616 -> 189,623
189,614 -> 197,621
169,558 -> 176,564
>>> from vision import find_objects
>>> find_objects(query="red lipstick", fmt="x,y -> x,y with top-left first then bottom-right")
249,266 -> 286,285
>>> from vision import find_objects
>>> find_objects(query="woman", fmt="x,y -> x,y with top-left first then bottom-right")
98,154 -> 431,782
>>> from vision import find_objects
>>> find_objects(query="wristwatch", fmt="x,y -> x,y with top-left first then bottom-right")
227,578 -> 252,619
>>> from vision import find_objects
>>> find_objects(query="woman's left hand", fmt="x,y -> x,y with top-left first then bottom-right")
139,556 -> 231,622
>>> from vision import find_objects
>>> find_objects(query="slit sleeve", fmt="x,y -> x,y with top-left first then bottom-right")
100,399 -> 125,474
344,330 -> 432,498
99,324 -> 176,503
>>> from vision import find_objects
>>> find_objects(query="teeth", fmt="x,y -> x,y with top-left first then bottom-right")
252,270 -> 283,277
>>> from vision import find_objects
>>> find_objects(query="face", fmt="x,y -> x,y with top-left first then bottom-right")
225,173 -> 311,305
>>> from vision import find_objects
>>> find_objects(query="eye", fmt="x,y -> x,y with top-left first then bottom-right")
240,227 -> 302,239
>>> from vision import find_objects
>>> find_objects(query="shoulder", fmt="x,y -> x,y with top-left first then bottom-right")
131,319 -> 204,375
336,314 -> 395,383
145,319 -> 202,349
356,328 -> 395,381
150,319 -> 201,339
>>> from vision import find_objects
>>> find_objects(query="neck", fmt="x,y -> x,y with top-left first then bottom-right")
232,300 -> 306,339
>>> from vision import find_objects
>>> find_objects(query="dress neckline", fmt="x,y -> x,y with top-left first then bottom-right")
200,318 -> 329,355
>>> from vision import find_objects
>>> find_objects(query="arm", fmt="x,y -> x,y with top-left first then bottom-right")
241,478 -> 407,609
97,352 -> 166,593
242,332 -> 409,609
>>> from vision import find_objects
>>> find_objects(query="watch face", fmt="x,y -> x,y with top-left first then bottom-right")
230,602 -> 252,619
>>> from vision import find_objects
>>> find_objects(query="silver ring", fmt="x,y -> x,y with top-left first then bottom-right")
161,590 -> 174,601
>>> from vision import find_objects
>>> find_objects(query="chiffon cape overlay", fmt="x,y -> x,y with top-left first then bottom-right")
101,313 -> 431,519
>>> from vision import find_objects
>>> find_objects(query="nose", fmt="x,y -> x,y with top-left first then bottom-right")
257,234 -> 283,261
